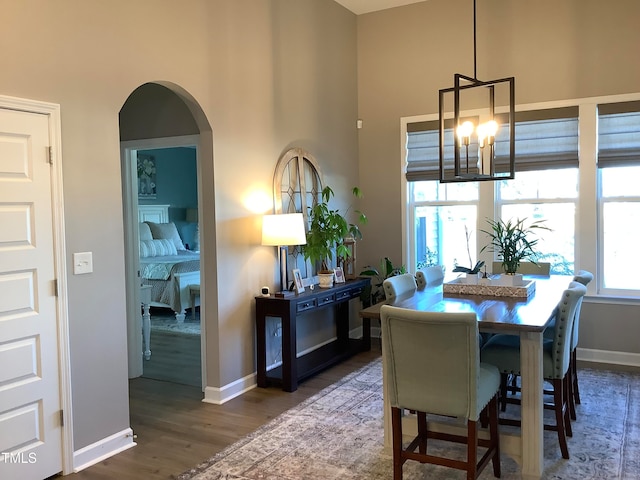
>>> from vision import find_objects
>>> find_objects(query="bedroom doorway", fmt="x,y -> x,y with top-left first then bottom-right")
121,138 -> 203,388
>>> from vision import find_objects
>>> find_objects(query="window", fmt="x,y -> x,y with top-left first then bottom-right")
598,102 -> 640,293
406,108 -> 579,276
409,181 -> 478,271
495,108 -> 579,275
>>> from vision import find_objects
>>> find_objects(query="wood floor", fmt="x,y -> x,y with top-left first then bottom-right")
69,346 -> 381,480
142,330 -> 201,387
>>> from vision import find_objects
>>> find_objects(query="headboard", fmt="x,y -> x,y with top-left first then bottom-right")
138,204 -> 169,223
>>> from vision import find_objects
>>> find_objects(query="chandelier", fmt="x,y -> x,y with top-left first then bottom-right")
439,0 -> 515,182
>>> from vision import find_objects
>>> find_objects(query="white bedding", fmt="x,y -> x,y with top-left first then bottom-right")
140,250 -> 200,313
140,250 -> 200,280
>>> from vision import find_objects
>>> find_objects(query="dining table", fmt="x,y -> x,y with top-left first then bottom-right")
359,274 -> 573,480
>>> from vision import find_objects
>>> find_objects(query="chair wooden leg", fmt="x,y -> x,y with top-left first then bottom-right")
391,407 -> 404,479
499,373 -> 508,412
563,374 -> 573,438
568,361 -> 577,421
489,394 -> 501,478
466,420 -> 478,480
552,378 -> 570,459
417,411 -> 427,454
572,349 -> 581,405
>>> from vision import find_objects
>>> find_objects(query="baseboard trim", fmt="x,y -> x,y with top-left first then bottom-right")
73,428 -> 136,472
577,347 -> 640,367
203,372 -> 256,405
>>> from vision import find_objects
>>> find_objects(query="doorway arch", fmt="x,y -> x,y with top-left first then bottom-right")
119,82 -> 216,390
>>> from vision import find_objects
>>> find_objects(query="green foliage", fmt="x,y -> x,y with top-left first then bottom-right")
416,247 -> 438,269
302,186 -> 367,272
480,217 -> 551,274
360,257 -> 407,303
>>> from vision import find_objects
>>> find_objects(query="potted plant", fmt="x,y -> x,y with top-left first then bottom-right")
480,217 -> 550,285
302,185 -> 367,288
359,257 -> 407,304
452,226 -> 485,284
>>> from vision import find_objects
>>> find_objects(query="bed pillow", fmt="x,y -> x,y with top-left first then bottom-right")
139,238 -> 178,258
146,221 -> 186,251
139,222 -> 153,241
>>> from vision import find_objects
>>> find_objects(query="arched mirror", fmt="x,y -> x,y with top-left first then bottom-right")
273,147 -> 323,280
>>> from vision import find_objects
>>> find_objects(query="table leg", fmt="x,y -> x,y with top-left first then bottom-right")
519,331 -> 544,479
142,301 -> 151,360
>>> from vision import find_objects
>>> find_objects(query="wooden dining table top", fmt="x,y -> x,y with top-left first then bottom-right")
359,275 -> 573,335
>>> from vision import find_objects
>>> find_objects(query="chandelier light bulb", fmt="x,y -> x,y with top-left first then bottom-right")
457,120 -> 474,146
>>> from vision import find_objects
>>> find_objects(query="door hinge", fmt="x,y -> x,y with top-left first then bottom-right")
53,279 -> 58,297
48,146 -> 54,165
59,410 -> 64,426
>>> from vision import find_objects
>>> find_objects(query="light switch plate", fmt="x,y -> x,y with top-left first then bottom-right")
73,252 -> 93,274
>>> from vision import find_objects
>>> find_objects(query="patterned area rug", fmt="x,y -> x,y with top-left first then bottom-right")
150,312 -> 200,336
176,359 -> 640,480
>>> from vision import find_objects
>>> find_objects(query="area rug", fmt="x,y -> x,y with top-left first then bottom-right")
150,313 -> 200,336
176,359 -> 640,480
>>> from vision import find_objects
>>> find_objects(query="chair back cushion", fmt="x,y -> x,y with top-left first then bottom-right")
380,306 -> 499,421
550,281 -> 587,377
570,270 -> 593,349
415,265 -> 445,288
382,273 -> 417,300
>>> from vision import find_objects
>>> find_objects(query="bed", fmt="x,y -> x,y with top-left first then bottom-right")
138,205 -> 200,323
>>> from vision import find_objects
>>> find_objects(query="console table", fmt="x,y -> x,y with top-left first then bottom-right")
255,277 -> 371,392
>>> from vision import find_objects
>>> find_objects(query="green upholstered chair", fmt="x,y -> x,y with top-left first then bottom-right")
415,265 -> 445,289
568,270 -> 593,418
481,281 -> 587,459
380,306 -> 501,480
382,273 -> 417,300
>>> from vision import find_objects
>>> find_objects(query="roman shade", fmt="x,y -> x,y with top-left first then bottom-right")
598,101 -> 640,168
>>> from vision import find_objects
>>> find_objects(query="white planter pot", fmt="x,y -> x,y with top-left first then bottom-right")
318,272 -> 335,289
495,273 -> 524,286
465,273 -> 481,284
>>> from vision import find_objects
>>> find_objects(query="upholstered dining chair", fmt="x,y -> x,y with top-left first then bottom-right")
568,270 -> 593,419
380,306 -> 501,480
382,273 -> 417,300
415,265 -> 445,289
480,281 -> 587,459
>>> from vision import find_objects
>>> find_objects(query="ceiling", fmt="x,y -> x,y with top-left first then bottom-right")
334,0 -> 428,15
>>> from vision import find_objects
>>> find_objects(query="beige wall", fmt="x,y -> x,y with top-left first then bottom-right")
356,0 -> 640,355
1,0 -> 358,453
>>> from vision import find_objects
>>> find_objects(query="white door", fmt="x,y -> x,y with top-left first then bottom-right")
0,108 -> 63,479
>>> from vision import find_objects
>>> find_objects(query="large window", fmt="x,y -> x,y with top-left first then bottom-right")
405,97 -> 640,298
407,107 -> 579,277
598,102 -> 640,293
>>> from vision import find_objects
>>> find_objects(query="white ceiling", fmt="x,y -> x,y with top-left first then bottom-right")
334,0 -> 428,15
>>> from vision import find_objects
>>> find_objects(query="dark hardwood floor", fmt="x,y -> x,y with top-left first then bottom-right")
69,345 -> 381,479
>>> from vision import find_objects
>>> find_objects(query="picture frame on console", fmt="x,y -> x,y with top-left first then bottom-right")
292,269 -> 305,294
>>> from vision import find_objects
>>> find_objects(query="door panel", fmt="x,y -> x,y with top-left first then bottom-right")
0,108 -> 62,479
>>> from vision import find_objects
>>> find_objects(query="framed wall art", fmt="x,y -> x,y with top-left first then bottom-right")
137,154 -> 157,199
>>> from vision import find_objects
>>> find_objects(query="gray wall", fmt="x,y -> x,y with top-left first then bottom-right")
1,0 -> 358,453
356,0 -> 640,356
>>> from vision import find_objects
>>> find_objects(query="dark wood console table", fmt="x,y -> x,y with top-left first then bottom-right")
255,277 -> 371,392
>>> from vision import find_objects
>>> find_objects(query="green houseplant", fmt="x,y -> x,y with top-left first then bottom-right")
480,217 -> 550,275
302,185 -> 367,288
360,257 -> 407,304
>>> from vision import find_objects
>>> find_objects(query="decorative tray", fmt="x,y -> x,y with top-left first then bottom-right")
443,278 -> 536,298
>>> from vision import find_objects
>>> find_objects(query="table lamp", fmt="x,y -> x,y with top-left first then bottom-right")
262,213 -> 307,293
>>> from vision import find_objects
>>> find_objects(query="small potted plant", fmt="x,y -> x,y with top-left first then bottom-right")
302,185 -> 367,288
452,226 -> 485,284
480,217 -> 550,285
